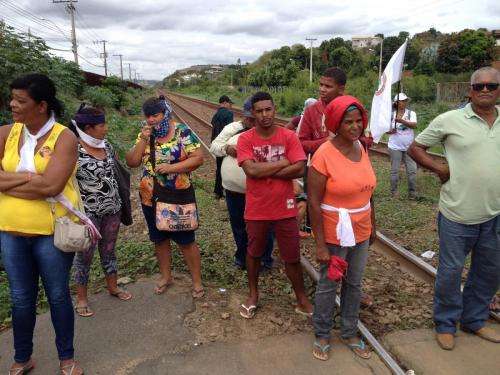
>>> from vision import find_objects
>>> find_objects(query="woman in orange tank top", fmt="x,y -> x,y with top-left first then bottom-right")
0,74 -> 83,375
308,96 -> 377,362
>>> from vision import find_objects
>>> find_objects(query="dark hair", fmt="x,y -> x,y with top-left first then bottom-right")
68,106 -> 104,137
322,67 -> 347,86
251,91 -> 274,108
10,73 -> 63,117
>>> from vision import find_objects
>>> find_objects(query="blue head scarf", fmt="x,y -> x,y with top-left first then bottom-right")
143,95 -> 173,138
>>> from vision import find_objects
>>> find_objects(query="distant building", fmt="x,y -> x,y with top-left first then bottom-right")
351,36 -> 381,49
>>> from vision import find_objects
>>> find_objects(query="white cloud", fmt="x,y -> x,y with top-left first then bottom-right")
1,0 -> 496,80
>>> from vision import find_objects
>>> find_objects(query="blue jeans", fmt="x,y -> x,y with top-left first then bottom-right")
225,190 -> 273,268
434,213 -> 500,333
313,240 -> 369,339
0,232 -> 75,363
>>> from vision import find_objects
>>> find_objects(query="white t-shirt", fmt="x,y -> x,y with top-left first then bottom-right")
388,109 -> 417,151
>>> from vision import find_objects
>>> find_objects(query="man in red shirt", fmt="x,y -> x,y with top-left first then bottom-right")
237,92 -> 313,319
298,67 -> 347,155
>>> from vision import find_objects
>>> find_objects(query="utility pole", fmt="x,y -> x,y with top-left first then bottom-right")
53,0 -> 78,65
94,40 -> 108,76
306,37 -> 317,83
127,63 -> 132,81
113,54 -> 124,79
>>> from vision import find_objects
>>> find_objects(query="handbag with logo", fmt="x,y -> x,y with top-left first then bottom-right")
150,135 -> 199,232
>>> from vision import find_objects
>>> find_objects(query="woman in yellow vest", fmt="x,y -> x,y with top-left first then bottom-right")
0,74 -> 84,375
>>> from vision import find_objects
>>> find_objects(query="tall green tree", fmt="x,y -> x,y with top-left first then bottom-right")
435,29 -> 497,73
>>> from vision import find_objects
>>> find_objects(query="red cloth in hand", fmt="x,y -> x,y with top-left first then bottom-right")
326,255 -> 348,282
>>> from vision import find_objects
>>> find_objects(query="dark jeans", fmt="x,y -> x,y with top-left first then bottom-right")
434,213 -> 500,333
0,232 -> 75,362
214,157 -> 224,198
225,190 -> 273,267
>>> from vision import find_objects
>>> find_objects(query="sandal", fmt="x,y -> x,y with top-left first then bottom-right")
154,279 -> 173,295
9,360 -> 34,375
191,288 -> 205,299
312,340 -> 330,361
343,337 -> 372,359
489,296 -> 500,313
295,307 -> 313,317
109,289 -> 132,301
240,304 -> 257,319
74,305 -> 94,317
60,362 -> 84,375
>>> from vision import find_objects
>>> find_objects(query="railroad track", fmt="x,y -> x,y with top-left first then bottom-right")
166,92 -> 499,374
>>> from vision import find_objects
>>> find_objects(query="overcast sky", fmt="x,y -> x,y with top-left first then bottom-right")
1,0 -> 498,80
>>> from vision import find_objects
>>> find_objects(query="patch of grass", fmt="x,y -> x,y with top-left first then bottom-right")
371,157 -> 441,264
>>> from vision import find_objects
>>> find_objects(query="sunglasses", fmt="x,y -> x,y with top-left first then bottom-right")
471,83 -> 499,92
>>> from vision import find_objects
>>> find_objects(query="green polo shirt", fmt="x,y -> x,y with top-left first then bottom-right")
415,104 -> 500,224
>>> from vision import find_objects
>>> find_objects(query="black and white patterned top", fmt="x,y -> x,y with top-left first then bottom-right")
76,140 -> 121,217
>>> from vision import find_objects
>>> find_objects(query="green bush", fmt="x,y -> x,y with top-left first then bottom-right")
102,76 -> 129,109
84,87 -> 118,110
402,75 -> 437,101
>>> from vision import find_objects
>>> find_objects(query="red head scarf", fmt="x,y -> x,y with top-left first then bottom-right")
323,95 -> 368,135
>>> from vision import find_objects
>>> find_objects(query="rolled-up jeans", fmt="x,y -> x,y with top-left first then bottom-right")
434,213 -> 500,333
313,240 -> 369,339
0,232 -> 75,363
389,148 -> 416,194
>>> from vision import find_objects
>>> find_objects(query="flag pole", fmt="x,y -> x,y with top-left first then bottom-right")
392,40 -> 408,131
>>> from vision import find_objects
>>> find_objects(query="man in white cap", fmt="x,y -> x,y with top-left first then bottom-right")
387,92 -> 417,199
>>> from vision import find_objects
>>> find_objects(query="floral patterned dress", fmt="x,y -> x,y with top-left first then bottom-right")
136,123 -> 201,207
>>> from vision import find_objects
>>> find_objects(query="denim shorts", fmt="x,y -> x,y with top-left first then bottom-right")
141,204 -> 195,245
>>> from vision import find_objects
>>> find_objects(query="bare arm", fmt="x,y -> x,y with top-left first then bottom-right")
5,130 -> 78,199
0,125 -> 30,191
126,125 -> 151,167
272,160 -> 305,179
407,141 -> 449,183
307,166 -> 330,264
396,117 -> 417,129
240,158 -> 289,179
154,147 -> 204,174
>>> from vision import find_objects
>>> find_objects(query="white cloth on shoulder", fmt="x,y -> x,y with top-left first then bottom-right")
320,201 -> 371,247
16,114 -> 55,173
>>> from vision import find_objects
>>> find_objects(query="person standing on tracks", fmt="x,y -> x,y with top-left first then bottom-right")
308,95 -> 376,361
209,96 -> 274,272
408,67 -> 500,350
237,91 -> 313,319
387,93 -> 418,199
210,95 -> 234,200
126,95 -> 205,298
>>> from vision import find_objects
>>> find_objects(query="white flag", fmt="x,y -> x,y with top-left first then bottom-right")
370,39 -> 408,143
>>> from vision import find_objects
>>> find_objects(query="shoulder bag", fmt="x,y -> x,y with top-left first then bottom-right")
52,177 -> 102,252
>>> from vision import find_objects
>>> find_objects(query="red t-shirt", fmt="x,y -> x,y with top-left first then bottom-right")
237,126 -> 306,220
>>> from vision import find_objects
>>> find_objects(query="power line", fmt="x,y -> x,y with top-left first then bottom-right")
0,0 -> 69,36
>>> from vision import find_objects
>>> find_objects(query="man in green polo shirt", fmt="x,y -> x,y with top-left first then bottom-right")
408,66 -> 500,350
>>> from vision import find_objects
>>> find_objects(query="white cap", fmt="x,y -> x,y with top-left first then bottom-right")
393,93 -> 408,101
